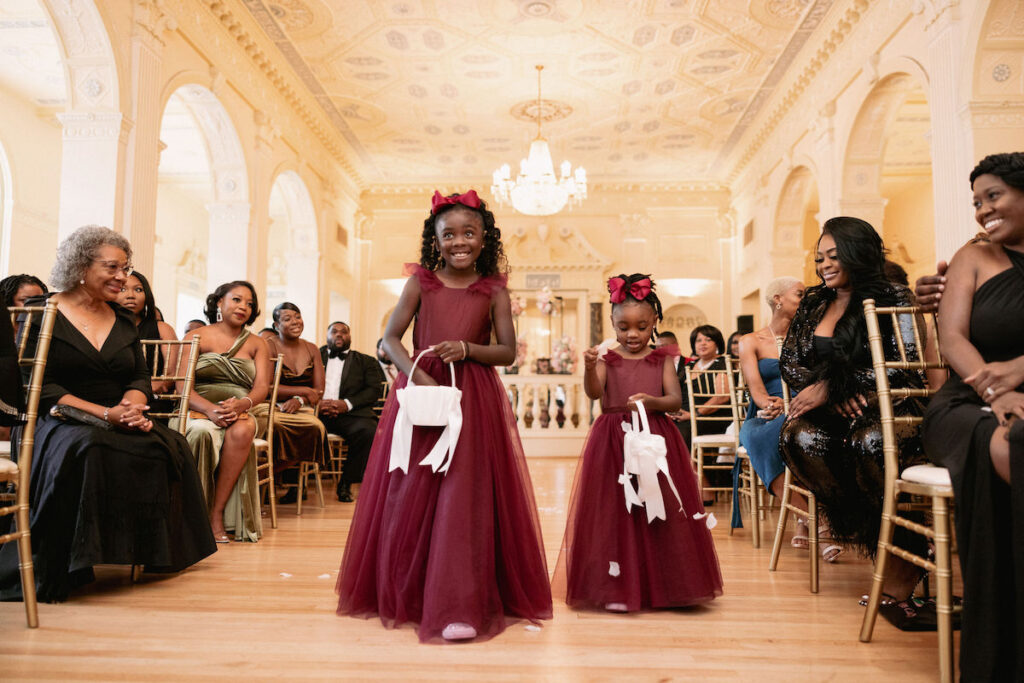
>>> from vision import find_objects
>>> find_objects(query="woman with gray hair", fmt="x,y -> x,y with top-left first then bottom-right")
736,276 -> 834,556
0,226 -> 216,602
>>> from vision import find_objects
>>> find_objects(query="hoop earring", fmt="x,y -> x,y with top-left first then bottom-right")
776,303 -> 782,310
216,309 -> 223,322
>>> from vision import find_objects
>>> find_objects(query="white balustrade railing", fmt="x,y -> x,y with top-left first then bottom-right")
498,374 -> 595,458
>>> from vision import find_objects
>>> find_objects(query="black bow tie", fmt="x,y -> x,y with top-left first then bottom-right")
329,348 -> 349,360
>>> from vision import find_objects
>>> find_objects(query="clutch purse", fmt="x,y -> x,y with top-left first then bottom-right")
49,404 -> 113,430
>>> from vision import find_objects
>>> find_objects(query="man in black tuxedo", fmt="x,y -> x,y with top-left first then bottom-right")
319,321 -> 385,502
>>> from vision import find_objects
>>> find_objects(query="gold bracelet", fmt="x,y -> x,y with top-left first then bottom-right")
461,340 -> 469,360
241,396 -> 254,411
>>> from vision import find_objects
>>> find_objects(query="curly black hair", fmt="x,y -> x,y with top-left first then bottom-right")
969,152 -> 1024,191
204,280 -> 261,326
419,193 -> 508,276
608,273 -> 664,340
0,274 -> 48,307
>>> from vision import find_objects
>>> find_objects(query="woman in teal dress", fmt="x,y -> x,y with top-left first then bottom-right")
178,281 -> 270,543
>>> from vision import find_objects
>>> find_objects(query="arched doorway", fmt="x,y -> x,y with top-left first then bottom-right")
265,170 -> 320,337
153,85 -> 249,332
843,73 -> 935,285
773,166 -> 820,285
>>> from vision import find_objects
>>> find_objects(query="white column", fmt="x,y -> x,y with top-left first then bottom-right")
206,201 -> 251,291
838,197 -> 888,237
285,251 -> 320,336
120,7 -> 173,276
926,6 -> 976,261
56,112 -> 130,240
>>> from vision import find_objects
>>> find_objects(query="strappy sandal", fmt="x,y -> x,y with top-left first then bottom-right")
818,523 -> 842,562
791,518 -> 809,549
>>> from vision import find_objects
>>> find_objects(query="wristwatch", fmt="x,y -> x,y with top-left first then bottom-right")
296,396 -> 306,406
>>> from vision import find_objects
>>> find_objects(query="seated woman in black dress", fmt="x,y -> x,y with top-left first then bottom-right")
0,226 -> 215,602
923,152 -> 1024,680
677,325 -> 729,501
779,216 -> 928,608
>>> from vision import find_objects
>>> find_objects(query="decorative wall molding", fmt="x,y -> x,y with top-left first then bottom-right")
174,0 -> 365,191
728,0 -> 872,182
57,111 -> 131,143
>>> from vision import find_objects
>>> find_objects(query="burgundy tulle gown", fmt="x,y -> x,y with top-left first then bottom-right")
336,265 -> 553,642
556,347 -> 723,610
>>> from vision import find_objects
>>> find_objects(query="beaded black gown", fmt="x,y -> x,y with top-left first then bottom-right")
923,247 -> 1024,681
778,283 -> 927,555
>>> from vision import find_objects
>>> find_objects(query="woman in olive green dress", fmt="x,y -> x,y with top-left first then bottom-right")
177,281 -> 270,542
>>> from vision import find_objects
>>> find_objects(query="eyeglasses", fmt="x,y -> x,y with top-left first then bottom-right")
94,260 -> 133,277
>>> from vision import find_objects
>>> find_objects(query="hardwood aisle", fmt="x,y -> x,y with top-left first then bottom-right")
0,458 -> 955,681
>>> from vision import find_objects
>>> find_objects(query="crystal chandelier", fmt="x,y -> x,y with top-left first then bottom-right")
491,66 -> 587,216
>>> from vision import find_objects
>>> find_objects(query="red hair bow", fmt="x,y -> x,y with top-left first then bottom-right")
430,190 -> 482,215
608,277 -> 652,303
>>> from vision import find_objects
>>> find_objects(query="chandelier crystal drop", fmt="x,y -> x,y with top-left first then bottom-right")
491,65 -> 587,216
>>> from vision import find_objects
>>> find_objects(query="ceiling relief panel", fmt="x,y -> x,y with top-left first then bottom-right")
244,0 -> 829,185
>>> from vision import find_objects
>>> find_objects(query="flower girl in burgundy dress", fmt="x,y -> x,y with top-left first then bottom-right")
336,191 -> 552,642
557,274 -> 723,611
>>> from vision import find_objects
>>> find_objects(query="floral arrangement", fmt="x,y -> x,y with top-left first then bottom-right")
509,292 -> 526,318
515,335 -> 528,368
550,335 -> 578,374
536,286 -> 554,315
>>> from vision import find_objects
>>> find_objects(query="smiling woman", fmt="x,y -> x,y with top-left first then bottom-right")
922,152 -> 1024,679
778,217 -> 930,591
177,280 -> 270,543
0,225 -> 216,602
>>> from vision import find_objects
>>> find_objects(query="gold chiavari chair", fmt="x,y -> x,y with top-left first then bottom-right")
140,337 -> 201,434
1,299 -> 59,627
686,356 -> 758,539
768,358 -> 822,593
731,363 -> 769,547
859,299 -> 957,683
254,356 -> 282,529
322,434 -> 348,487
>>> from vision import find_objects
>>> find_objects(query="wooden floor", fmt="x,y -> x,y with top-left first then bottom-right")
0,458 -> 956,681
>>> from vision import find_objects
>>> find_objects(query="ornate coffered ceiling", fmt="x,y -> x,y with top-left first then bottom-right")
242,0 -> 832,187
0,0 -> 66,107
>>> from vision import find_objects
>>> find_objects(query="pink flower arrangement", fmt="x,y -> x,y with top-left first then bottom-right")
536,286 -> 554,315
550,335 -> 578,374
515,335 -> 528,367
509,293 -> 526,318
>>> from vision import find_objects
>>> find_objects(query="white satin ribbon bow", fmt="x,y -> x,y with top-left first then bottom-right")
619,401 -> 683,523
388,350 -> 463,475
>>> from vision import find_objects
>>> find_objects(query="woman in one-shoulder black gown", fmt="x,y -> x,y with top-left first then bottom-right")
923,153 -> 1024,680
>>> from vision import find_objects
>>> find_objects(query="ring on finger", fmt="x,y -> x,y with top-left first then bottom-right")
986,386 -> 996,398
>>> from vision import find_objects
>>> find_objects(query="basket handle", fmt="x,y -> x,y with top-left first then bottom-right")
406,349 -> 456,388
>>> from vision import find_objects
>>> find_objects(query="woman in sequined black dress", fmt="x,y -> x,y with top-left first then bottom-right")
779,216 -> 928,602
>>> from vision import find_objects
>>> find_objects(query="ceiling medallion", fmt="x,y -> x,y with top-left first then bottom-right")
491,65 -> 587,216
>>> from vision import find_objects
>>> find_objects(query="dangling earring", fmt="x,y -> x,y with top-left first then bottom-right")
216,308 -> 223,322
776,303 -> 782,310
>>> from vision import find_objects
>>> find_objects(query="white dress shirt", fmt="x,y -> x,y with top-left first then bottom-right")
323,354 -> 352,410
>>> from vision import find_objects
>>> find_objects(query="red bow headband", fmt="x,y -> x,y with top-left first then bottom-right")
431,190 -> 482,215
608,277 -> 652,304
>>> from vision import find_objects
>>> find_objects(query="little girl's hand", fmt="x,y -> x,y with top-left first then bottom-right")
583,346 -> 600,369
431,341 -> 467,363
627,393 -> 651,410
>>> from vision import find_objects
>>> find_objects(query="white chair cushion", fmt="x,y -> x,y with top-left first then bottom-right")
252,438 -> 269,449
900,464 -> 951,487
0,441 -> 10,457
0,457 -> 18,477
692,434 -> 733,446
